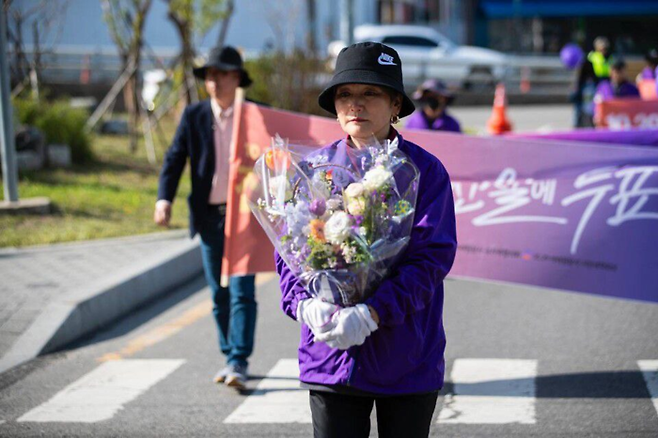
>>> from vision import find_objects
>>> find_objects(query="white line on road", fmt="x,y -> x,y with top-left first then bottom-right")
438,358 -> 537,424
638,360 -> 658,417
17,359 -> 185,423
223,358 -> 311,424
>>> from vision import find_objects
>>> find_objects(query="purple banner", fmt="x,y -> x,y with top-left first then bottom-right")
400,130 -> 658,303
509,128 -> 658,147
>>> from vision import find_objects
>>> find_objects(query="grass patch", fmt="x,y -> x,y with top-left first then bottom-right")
0,116 -> 191,247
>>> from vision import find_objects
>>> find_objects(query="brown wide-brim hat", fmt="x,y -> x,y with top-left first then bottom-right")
193,46 -> 252,88
318,42 -> 415,118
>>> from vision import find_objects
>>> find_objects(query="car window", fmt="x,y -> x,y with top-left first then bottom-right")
381,36 -> 439,48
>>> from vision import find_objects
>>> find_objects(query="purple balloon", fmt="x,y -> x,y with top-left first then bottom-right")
560,43 -> 584,70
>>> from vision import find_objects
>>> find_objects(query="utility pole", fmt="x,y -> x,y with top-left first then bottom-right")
340,0 -> 353,45
0,3 -> 19,203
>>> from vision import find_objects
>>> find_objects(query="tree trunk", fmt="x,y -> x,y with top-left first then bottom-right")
168,12 -> 195,105
306,0 -> 316,55
126,0 -> 151,153
31,20 -> 40,99
216,0 -> 234,48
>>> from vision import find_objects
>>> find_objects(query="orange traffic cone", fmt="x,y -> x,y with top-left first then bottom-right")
487,83 -> 513,135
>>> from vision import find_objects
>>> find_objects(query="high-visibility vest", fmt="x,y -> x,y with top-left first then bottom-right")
587,51 -> 611,78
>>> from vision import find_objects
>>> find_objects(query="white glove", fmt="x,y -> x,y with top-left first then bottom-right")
314,304 -> 378,350
297,299 -> 340,336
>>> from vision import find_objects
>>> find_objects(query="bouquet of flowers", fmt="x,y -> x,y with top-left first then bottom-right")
248,135 -> 420,306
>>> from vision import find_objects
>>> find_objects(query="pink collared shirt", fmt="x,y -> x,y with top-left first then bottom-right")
208,99 -> 234,205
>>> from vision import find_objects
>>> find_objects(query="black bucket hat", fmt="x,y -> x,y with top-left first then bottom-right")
318,42 -> 415,118
193,46 -> 252,88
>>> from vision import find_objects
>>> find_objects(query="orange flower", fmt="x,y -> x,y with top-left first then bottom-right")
326,169 -> 333,180
309,219 -> 326,242
265,149 -> 290,171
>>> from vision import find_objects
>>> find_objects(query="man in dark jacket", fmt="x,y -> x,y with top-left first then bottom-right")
154,46 -> 256,390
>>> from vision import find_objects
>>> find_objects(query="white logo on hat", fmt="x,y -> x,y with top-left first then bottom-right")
378,53 -> 396,66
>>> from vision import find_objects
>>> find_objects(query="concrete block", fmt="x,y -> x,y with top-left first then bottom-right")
0,198 -> 52,215
48,144 -> 72,168
16,151 -> 44,171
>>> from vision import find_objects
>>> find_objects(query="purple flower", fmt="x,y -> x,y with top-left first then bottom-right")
309,198 -> 326,216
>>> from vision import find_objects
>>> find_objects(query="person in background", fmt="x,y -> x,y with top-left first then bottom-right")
405,79 -> 461,133
595,60 -> 640,101
636,48 -> 658,82
593,59 -> 641,126
573,36 -> 613,127
154,46 -> 257,390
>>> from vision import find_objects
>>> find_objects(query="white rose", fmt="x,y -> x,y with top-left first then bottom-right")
363,167 -> 393,191
324,211 -> 352,244
346,197 -> 366,216
344,182 -> 365,198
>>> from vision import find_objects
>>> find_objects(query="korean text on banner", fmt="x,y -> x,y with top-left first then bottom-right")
224,102 -> 658,304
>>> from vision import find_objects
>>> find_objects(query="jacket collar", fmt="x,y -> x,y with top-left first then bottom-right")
342,127 -> 402,149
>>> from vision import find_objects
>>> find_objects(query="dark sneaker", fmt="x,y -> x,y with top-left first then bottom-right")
213,365 -> 234,384
225,364 -> 248,389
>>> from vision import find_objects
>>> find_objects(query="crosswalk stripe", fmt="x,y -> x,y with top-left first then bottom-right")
638,360 -> 658,417
438,358 -> 537,424
17,359 -> 185,423
223,359 -> 311,424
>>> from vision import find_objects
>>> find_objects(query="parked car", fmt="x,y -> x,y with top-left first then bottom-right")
328,24 -> 509,90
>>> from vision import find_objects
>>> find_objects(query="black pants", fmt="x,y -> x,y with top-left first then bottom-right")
309,390 -> 439,438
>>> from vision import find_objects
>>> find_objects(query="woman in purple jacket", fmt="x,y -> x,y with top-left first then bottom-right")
275,42 -> 457,438
405,79 -> 462,133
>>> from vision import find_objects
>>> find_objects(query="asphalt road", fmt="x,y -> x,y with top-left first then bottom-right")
451,103 -> 573,134
1,273 -> 657,437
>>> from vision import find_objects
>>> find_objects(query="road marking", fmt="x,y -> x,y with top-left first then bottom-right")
98,273 -> 277,362
98,301 -> 213,361
638,360 -> 658,417
223,359 -> 311,424
438,358 -> 537,424
18,359 -> 185,423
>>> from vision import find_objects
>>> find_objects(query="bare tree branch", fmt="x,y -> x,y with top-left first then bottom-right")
101,0 -> 153,152
216,0 -> 233,48
5,0 -> 70,90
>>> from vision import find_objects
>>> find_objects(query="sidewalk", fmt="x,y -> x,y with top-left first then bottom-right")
0,230 -> 203,374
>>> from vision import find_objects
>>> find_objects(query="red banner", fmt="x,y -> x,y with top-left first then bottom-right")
222,96 -> 343,277
596,98 -> 658,129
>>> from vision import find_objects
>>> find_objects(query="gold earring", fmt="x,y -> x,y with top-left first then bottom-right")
390,114 -> 400,124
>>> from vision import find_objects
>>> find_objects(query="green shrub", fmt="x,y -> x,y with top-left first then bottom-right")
245,50 -> 329,115
12,97 -> 93,164
13,97 -> 42,126
244,55 -> 276,106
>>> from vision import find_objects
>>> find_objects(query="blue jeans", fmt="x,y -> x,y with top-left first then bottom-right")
198,206 -> 256,367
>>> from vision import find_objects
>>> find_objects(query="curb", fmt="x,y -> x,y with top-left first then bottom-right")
0,236 -> 203,375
